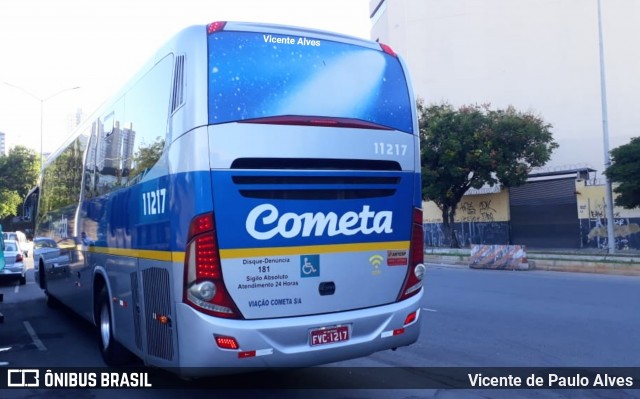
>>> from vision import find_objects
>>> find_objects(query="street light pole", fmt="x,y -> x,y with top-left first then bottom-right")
40,99 -> 44,173
2,82 -> 80,174
596,0 -> 616,254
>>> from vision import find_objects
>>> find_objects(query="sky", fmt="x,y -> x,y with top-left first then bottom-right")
0,0 -> 371,154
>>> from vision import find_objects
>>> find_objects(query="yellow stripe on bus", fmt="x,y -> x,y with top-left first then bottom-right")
219,241 -> 410,259
88,246 -> 174,262
87,241 -> 410,263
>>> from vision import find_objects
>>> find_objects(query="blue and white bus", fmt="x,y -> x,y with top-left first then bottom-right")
26,21 -> 424,375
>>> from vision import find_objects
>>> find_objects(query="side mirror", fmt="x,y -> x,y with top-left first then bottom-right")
23,186 -> 39,222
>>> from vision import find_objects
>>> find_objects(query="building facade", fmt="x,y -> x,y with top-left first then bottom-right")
422,169 -> 640,250
369,0 -> 640,250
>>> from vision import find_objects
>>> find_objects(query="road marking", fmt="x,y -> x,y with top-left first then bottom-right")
0,346 -> 9,366
14,286 -> 19,294
23,321 -> 47,351
422,307 -> 438,312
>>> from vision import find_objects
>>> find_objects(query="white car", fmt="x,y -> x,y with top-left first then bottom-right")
2,239 -> 26,285
2,231 -> 29,258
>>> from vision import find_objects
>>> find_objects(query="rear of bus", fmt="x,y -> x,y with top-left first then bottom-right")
176,21 -> 424,372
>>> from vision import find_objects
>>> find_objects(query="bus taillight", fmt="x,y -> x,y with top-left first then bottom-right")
379,42 -> 397,57
207,21 -> 227,34
184,212 -> 242,319
397,208 -> 425,301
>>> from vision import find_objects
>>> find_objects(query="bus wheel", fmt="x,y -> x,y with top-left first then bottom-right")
38,261 -> 47,290
97,288 -> 131,366
45,292 -> 60,309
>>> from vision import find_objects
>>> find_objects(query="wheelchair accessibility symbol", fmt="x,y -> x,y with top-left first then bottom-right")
300,255 -> 320,278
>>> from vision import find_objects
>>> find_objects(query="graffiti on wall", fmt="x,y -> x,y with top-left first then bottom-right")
576,183 -> 640,250
424,221 -> 509,247
459,200 -> 498,222
582,218 -> 640,250
424,194 -> 509,248
578,196 -> 640,250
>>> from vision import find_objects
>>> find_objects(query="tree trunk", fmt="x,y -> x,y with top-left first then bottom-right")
441,205 -> 461,248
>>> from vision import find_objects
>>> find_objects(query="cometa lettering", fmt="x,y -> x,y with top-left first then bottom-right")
245,204 -> 393,240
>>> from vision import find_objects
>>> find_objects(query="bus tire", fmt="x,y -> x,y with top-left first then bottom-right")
97,288 -> 131,366
38,260 -> 47,290
45,292 -> 60,309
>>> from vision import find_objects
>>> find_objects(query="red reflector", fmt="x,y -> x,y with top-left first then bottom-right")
215,336 -> 239,350
16,253 -> 23,262
379,42 -> 397,57
393,328 -> 405,336
207,21 -> 227,34
238,350 -> 256,358
404,311 -> 417,326
309,119 -> 338,126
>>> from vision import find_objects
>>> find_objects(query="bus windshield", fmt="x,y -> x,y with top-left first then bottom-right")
208,31 -> 413,133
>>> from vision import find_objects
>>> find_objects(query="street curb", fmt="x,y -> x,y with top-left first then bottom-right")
424,248 -> 640,276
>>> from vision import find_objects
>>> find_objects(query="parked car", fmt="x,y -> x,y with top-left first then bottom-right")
2,231 -> 29,258
33,237 -> 71,288
2,239 -> 26,285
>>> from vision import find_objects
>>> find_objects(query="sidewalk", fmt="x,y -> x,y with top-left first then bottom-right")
424,247 -> 640,276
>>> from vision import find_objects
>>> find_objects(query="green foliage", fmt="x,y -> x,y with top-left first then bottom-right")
604,137 -> 640,209
39,138 -> 84,216
0,146 -> 40,198
0,189 -> 22,219
419,101 -> 558,247
130,137 -> 164,180
0,146 -> 40,219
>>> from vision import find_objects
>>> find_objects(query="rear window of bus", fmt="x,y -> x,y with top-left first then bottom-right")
208,31 -> 413,133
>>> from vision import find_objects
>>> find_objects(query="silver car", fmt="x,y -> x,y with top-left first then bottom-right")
33,237 -> 71,288
2,239 -> 26,285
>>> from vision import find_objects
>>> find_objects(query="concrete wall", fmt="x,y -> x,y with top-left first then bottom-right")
423,189 -> 510,247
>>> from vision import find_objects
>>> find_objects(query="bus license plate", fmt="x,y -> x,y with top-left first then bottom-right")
309,326 -> 349,346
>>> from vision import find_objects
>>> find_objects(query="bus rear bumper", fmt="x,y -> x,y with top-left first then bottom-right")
171,289 -> 423,376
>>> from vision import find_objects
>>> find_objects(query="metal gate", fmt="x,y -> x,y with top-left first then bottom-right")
509,178 -> 579,249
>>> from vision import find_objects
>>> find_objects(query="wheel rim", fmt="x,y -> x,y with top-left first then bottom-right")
100,302 -> 111,350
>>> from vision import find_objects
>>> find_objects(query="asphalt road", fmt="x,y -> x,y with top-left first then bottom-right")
0,259 -> 639,398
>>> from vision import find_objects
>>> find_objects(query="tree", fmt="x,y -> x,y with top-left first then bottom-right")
419,102 -> 558,248
130,137 -> 164,180
0,189 -> 22,219
604,137 -> 640,209
0,146 -> 40,198
39,138 -> 84,215
0,146 -> 39,220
